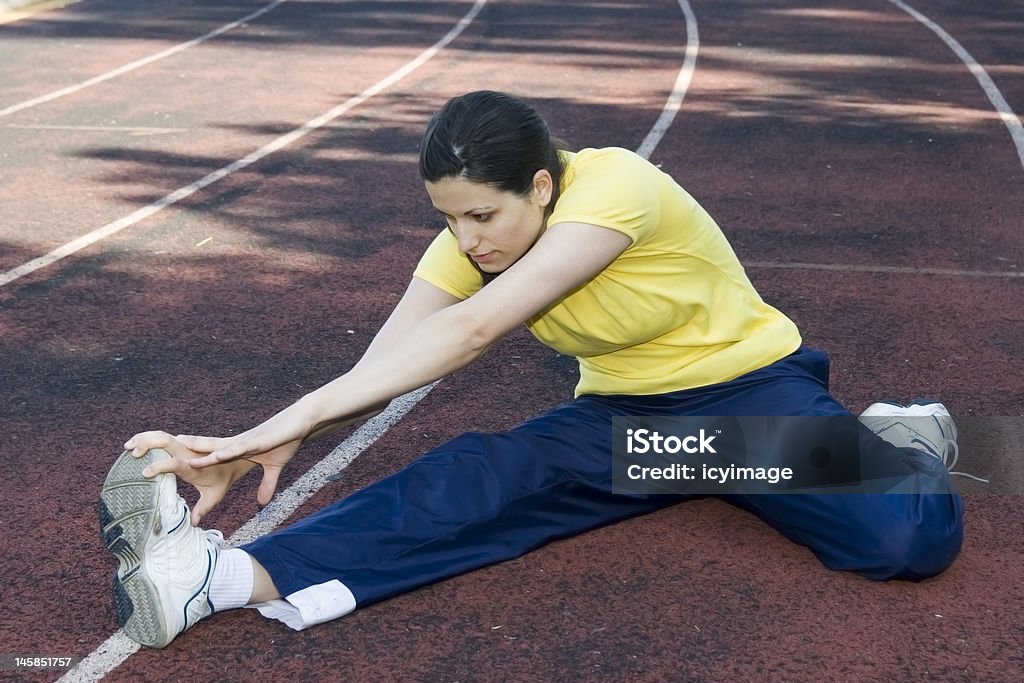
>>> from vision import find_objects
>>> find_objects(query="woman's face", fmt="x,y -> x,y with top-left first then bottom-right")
425,171 -> 553,273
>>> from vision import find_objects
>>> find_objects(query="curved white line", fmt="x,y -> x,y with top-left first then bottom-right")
0,0 -> 488,289
635,0 -> 698,160
0,0 -> 289,119
886,0 -> 1024,171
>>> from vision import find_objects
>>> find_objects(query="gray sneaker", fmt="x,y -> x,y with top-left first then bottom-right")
99,448 -> 224,648
859,399 -> 987,482
860,399 -> 959,466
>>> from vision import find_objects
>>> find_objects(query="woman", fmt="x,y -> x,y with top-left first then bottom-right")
100,91 -> 964,649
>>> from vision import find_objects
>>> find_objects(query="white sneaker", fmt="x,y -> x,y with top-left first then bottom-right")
859,399 -> 990,483
99,448 -> 224,648
859,399 -> 959,467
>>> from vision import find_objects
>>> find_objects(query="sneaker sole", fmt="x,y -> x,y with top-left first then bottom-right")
98,448 -> 174,648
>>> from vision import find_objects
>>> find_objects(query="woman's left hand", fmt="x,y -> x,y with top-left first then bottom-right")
123,430 -> 294,525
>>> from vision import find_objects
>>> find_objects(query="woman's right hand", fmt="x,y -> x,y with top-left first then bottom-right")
174,398 -> 318,471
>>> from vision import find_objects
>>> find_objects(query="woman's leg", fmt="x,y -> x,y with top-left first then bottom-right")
727,484 -> 963,580
239,396 -> 681,629
672,347 -> 964,580
250,555 -> 280,603
237,347 -> 964,630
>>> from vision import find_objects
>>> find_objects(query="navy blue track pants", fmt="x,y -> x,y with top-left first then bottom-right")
243,348 -> 964,612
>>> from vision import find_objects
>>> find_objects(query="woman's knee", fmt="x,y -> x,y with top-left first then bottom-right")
747,492 -> 965,581
849,494 -> 965,581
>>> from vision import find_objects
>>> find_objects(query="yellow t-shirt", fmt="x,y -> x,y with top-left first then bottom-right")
413,147 -> 802,396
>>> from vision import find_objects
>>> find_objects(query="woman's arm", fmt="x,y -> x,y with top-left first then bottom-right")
136,222 -> 629,512
316,221 -> 631,406
134,220 -> 630,520
363,274 -> 464,360
126,276 -> 464,519
189,221 -> 630,468
150,277 -> 462,456
294,277 -> 464,441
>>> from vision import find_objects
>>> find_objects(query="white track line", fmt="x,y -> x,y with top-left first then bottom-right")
745,260 -> 1023,279
0,0 -> 289,119
0,0 -> 488,289
60,0 -> 698,678
6,123 -> 188,136
886,0 -> 1024,171
636,0 -> 698,160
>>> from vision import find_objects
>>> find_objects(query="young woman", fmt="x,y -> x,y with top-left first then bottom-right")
100,91 -> 964,649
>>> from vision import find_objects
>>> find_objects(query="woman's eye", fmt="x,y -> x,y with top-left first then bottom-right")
474,213 -> 491,223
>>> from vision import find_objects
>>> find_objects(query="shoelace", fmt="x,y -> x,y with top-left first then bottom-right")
941,439 -> 990,483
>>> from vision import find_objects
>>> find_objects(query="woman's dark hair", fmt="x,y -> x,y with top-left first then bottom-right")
419,91 -> 566,205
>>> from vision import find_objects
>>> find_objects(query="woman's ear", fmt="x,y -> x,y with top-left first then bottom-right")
531,169 -> 554,208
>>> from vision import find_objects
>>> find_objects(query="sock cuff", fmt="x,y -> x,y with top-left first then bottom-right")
209,548 -> 255,612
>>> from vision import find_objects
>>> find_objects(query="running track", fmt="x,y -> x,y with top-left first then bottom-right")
0,0 -> 1022,680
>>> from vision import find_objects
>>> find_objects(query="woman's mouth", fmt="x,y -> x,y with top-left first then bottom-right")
470,251 -> 495,263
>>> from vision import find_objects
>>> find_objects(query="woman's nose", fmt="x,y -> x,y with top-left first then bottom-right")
454,224 -> 481,254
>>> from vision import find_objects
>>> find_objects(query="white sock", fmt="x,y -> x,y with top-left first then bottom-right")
208,548 -> 255,612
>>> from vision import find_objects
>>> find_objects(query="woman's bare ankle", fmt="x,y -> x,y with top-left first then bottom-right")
248,556 -> 282,603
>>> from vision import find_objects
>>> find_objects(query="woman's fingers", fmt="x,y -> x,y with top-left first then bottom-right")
192,487 -> 226,526
138,439 -> 202,477
125,432 -> 249,469
117,431 -> 189,477
140,456 -> 181,478
125,432 -> 235,458
124,430 -> 176,457
124,434 -> 206,478
118,430 -> 277,524
256,467 -> 282,506
175,434 -> 230,453
189,437 -> 266,468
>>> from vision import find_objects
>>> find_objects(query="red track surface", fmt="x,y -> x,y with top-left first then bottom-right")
1,0 -> 1022,680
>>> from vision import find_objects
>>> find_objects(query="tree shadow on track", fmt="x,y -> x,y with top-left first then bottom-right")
7,0 -> 1020,272
0,0 -> 472,46
66,121 -> 433,259
63,88 -> 1024,272
59,95 -> 672,261
0,0 -> 686,59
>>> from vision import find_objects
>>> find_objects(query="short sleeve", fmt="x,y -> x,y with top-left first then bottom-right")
547,148 -> 662,245
412,229 -> 484,300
